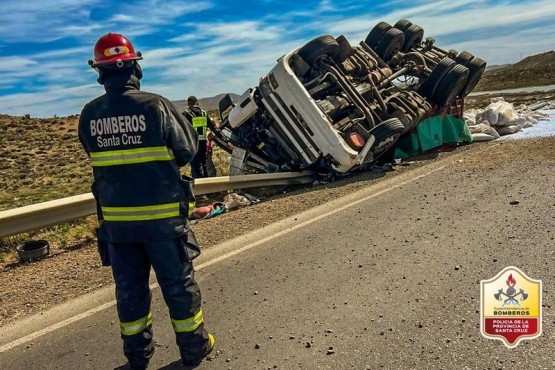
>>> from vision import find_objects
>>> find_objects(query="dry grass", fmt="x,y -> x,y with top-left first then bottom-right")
0,114 -> 91,211
0,217 -> 98,263
0,112 -> 231,260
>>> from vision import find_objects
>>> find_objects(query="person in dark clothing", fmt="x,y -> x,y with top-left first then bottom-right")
183,96 -> 217,178
78,33 -> 214,370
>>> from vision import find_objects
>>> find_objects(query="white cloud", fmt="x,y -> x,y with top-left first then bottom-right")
1,0 -> 555,117
0,84 -> 101,118
0,0 -> 99,42
0,0 -> 215,43
171,20 -> 283,44
0,57 -> 38,72
318,0 -> 336,12
108,14 -> 136,23
116,0 -> 214,25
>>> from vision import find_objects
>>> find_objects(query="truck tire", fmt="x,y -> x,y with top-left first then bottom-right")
297,35 -> 340,65
335,35 -> 354,61
374,28 -> 405,62
365,22 -> 392,48
455,50 -> 474,65
401,24 -> 424,52
461,56 -> 487,97
393,19 -> 412,32
433,64 -> 469,107
369,118 -> 405,160
419,57 -> 456,100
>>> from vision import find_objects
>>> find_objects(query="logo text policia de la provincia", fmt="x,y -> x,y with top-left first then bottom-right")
90,115 -> 147,148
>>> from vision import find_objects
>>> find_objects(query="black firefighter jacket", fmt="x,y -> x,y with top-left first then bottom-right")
78,74 -> 198,243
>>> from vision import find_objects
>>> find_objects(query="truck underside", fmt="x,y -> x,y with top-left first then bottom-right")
213,19 -> 487,175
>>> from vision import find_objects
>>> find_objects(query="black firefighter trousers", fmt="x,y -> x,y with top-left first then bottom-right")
190,140 -> 209,179
108,236 -> 210,367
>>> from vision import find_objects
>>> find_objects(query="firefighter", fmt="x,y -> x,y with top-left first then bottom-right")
78,33 -> 214,369
183,96 -> 217,178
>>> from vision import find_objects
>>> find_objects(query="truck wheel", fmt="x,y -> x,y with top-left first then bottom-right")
394,19 -> 412,32
433,64 -> 469,107
455,50 -> 474,65
365,22 -> 392,48
369,118 -> 405,160
374,28 -> 405,62
297,35 -> 340,65
401,24 -> 424,52
419,57 -> 456,100
461,57 -> 487,97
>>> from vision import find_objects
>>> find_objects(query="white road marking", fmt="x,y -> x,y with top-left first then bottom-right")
0,165 -> 446,354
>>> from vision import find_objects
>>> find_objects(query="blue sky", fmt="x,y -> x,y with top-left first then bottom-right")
0,0 -> 554,118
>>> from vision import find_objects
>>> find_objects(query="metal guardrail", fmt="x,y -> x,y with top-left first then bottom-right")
0,172 -> 315,238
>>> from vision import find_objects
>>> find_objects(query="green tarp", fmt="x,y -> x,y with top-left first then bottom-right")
394,115 -> 472,159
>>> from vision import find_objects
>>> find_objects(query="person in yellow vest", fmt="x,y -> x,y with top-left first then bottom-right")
183,96 -> 217,178
78,33 -> 214,369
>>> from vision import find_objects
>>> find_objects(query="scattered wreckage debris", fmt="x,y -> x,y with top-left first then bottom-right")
464,98 -> 553,141
213,19 -> 487,175
190,192 -> 260,222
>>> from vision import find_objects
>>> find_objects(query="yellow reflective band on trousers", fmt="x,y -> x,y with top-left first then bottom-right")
120,312 -> 153,336
171,310 -> 204,333
192,117 -> 207,140
102,202 -> 180,221
90,146 -> 174,167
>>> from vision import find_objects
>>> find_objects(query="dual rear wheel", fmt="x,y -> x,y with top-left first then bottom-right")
419,57 -> 469,107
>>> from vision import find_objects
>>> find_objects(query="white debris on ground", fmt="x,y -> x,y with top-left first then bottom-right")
463,98 -> 555,141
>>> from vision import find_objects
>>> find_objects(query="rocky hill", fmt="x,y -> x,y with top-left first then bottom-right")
474,50 -> 555,91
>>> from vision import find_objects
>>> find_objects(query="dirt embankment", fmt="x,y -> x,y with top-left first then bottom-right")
475,50 -> 555,91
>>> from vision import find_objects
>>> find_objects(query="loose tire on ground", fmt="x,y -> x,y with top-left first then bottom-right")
16,240 -> 50,261
433,64 -> 469,107
297,35 -> 340,65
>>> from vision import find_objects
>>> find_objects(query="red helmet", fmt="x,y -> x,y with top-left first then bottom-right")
89,33 -> 142,68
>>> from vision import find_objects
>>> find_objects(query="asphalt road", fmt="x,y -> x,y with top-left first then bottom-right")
0,142 -> 553,369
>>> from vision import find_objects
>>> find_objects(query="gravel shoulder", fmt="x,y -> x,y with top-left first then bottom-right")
1,137 -> 553,328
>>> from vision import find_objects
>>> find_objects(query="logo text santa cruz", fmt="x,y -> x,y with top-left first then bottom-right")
90,115 -> 146,147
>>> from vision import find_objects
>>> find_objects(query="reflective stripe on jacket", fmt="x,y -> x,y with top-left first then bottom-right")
78,75 -> 198,243
90,146 -> 174,167
185,108 -> 209,141
192,116 -> 208,140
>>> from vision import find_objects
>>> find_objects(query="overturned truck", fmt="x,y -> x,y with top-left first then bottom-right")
214,19 -> 487,174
